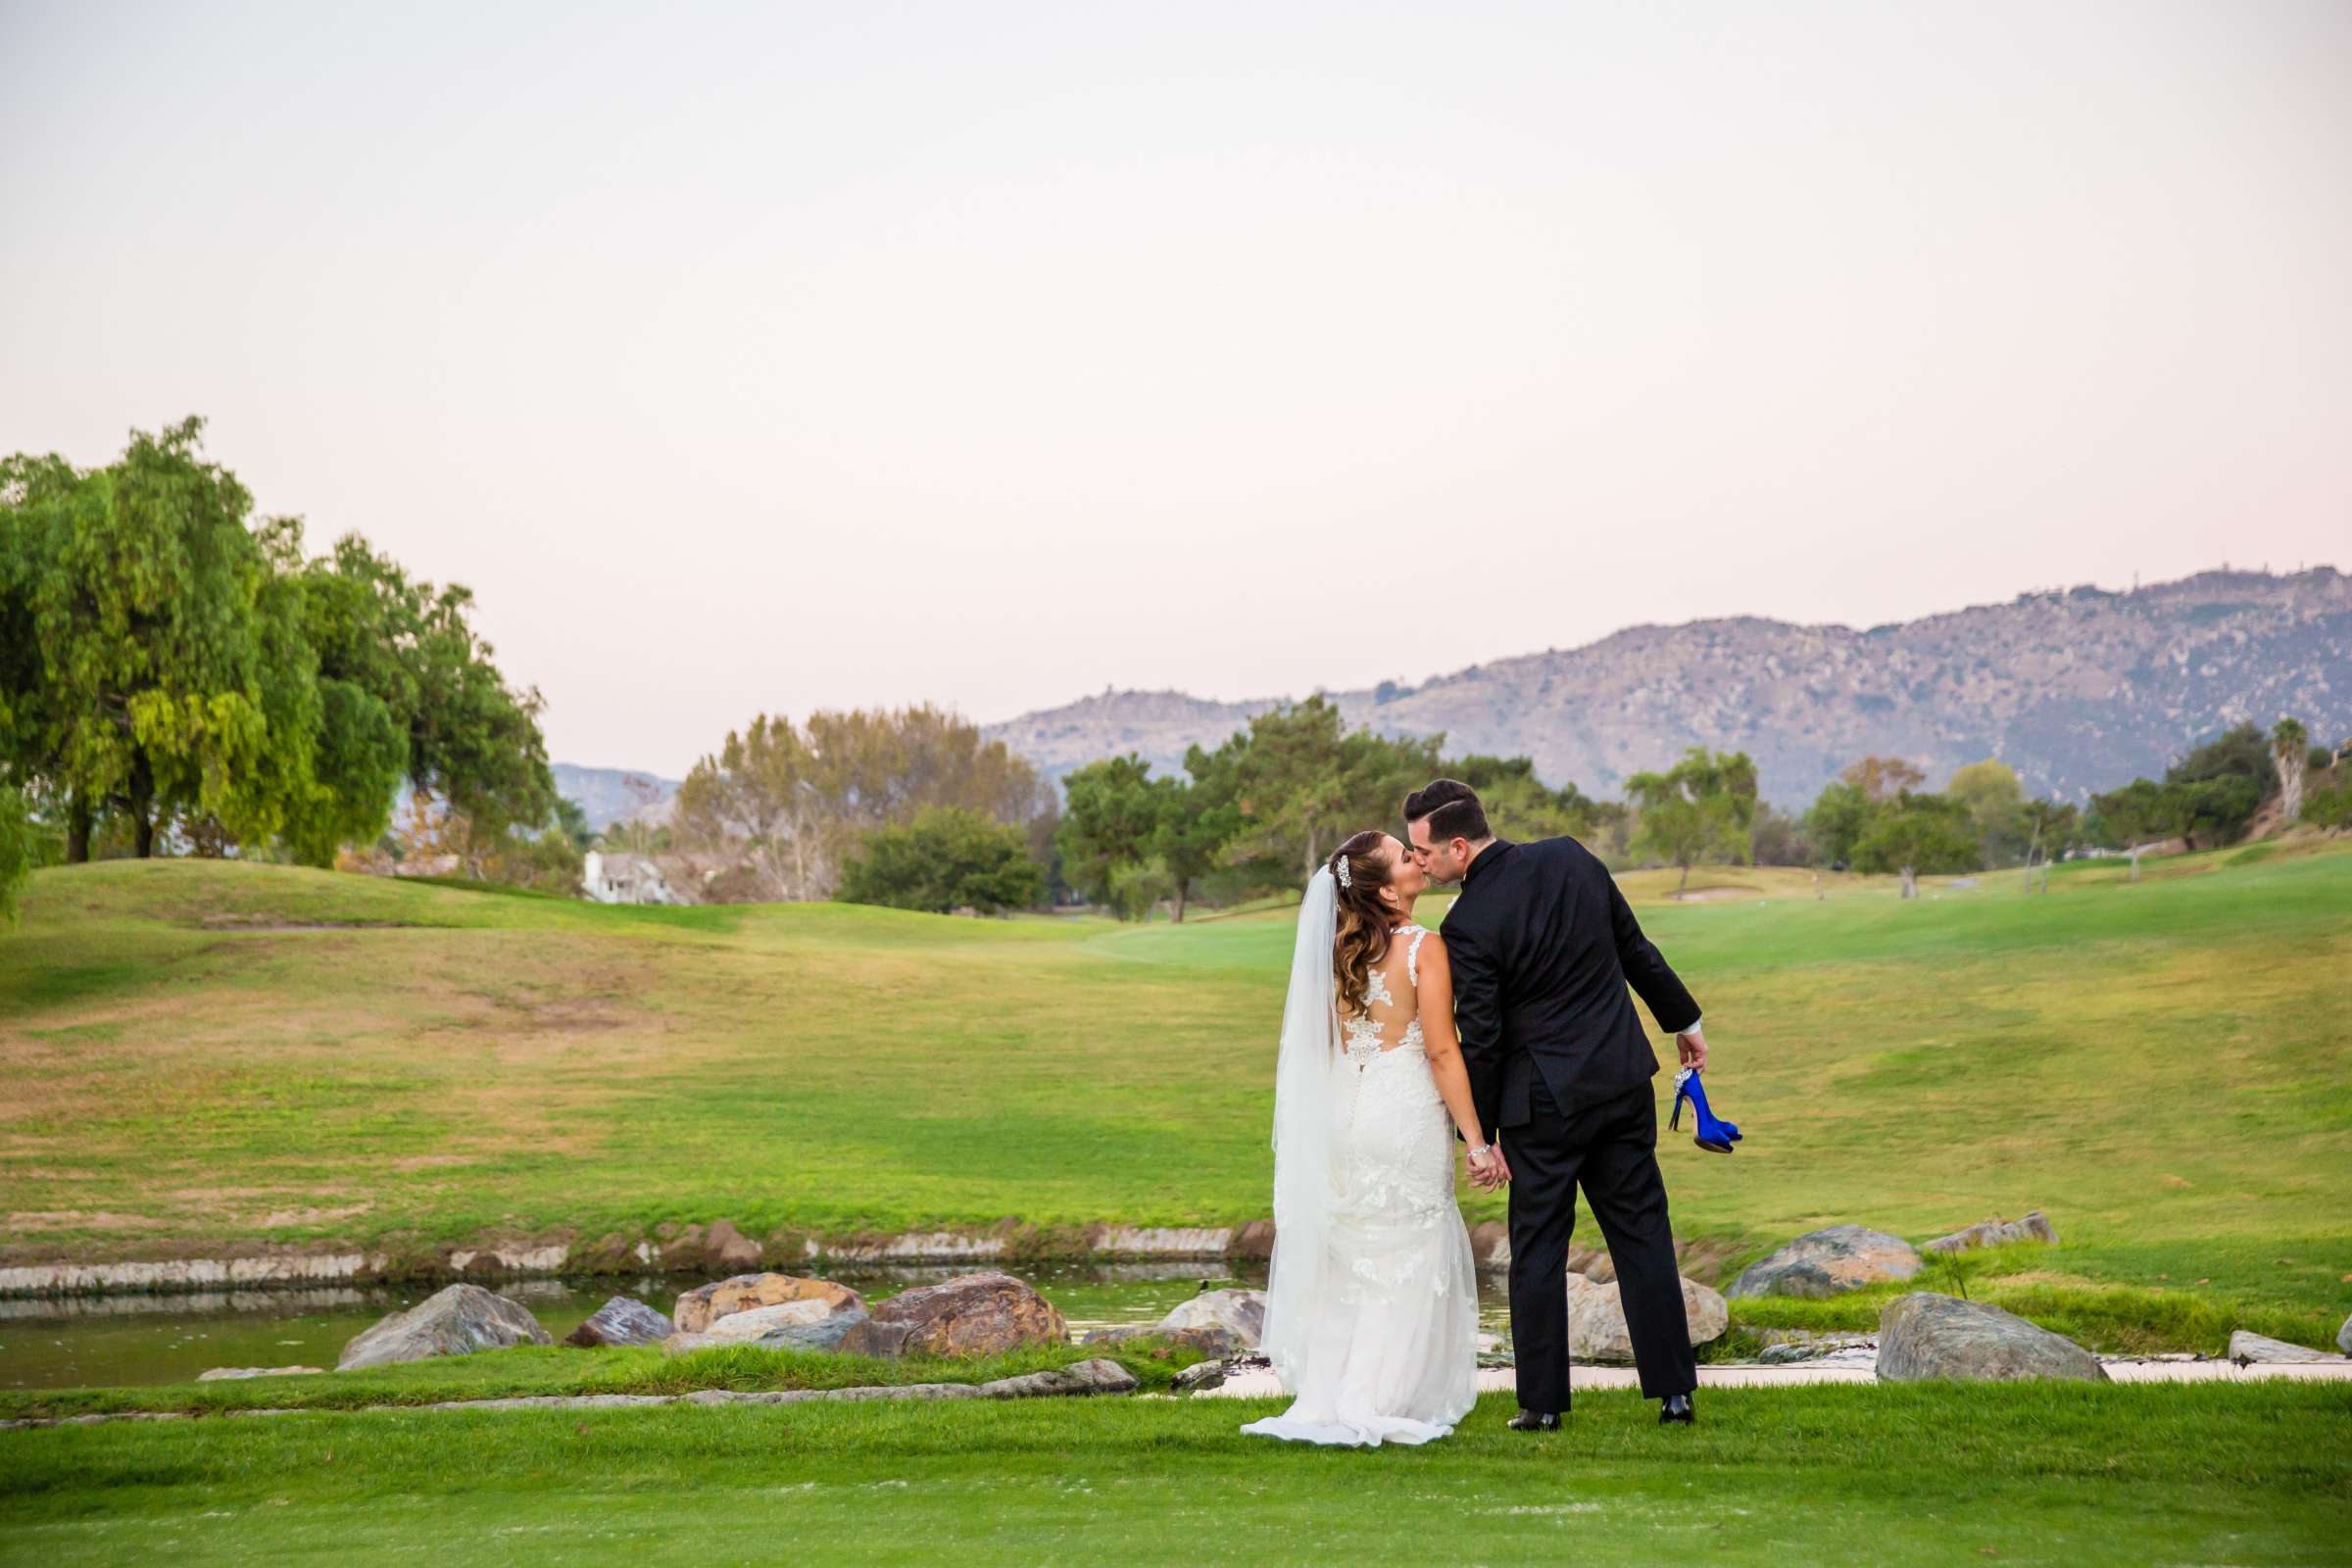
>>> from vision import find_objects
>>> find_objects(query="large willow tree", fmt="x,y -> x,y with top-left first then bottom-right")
0,418 -> 554,867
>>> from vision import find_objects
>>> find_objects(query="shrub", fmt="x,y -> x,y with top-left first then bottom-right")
837,807 -> 1045,914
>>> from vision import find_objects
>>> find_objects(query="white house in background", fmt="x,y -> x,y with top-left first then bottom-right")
583,850 -> 679,906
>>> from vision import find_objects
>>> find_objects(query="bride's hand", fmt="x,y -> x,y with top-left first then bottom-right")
1467,1145 -> 1509,1189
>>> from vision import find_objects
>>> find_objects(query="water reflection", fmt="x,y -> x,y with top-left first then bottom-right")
0,1260 -> 1300,1392
1,1259 -> 1513,1393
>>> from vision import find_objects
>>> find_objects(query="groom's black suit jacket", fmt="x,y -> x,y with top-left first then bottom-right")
1441,836 -> 1701,1132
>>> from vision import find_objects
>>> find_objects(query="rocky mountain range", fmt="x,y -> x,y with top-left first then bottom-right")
983,568 -> 2352,806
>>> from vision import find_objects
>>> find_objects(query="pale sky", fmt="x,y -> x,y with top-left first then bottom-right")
4,1 -> 2347,776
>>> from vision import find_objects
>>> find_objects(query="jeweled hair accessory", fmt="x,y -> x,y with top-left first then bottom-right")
1334,856 -> 1351,889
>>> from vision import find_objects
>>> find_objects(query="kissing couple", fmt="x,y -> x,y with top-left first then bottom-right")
1242,778 -> 1711,1446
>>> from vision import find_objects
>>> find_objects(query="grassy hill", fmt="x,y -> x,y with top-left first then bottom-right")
2,844 -> 2347,1343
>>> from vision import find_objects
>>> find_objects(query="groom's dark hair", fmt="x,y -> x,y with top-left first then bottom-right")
1403,778 -> 1490,844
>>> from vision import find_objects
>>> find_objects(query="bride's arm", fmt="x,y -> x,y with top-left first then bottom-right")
1415,938 -> 1502,1181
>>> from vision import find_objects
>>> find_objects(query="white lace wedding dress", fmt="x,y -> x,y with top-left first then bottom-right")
1243,922 -> 1481,1446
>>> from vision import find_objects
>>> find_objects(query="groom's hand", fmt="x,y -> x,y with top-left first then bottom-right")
1677,1028 -> 1707,1072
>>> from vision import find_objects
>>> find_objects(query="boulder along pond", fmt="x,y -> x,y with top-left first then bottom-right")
0,1263 -> 1523,1390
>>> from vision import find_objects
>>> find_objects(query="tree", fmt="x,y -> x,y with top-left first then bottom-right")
598,775 -> 673,856
2165,723 -> 2276,806
1103,857 -> 1176,921
552,797 -> 595,855
673,714 -> 827,900
676,707 -> 1051,902
2166,774 -> 2260,850
1183,698 -> 1443,888
482,819 -> 586,894
1801,779 -> 1874,869
1,420 -> 284,858
1189,699 -> 1348,880
278,535 -> 418,863
291,531 -> 559,866
1843,756 -> 1927,802
2273,718 -> 2308,823
1452,755 -> 1624,848
2,425 -> 555,871
1945,759 -> 2028,867
2305,779 -> 2352,834
1625,748 -> 1758,897
1150,776 -> 1232,922
0,785 -> 32,927
1056,756 -> 1167,910
1851,791 -> 1980,898
2084,777 -> 2177,880
2017,798 -> 2078,892
1749,801 -> 1816,866
837,806 -> 1044,914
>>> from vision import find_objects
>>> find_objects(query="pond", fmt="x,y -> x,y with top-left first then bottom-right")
0,1263 -> 1519,1391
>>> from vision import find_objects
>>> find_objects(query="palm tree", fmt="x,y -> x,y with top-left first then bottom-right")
2274,717 -> 2309,823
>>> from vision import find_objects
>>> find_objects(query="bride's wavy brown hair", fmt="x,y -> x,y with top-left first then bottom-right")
1329,830 -> 1398,1016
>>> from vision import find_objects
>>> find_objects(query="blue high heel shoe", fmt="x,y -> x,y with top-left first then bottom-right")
1669,1068 -> 1742,1153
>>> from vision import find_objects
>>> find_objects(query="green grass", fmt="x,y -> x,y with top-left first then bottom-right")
0,1383 -> 2344,1565
2,843 -> 2348,1347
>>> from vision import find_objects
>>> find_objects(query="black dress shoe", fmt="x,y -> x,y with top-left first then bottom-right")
1505,1409 -> 1562,1432
1659,1394 -> 1694,1425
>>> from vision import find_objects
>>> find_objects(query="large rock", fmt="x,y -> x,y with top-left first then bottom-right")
1467,1222 -> 1511,1270
1175,1355 -> 1241,1392
1079,1324 -> 1246,1356
2339,1312 -> 2352,1356
196,1365 -> 322,1381
1156,1289 -> 1264,1348
2228,1331 -> 2345,1364
1730,1226 -> 1923,1298
1876,1293 -> 2106,1382
565,1295 -> 673,1348
1229,1220 -> 1276,1260
1561,1273 -> 1727,1362
976,1358 -> 1138,1398
690,1299 -> 843,1343
1757,1335 -> 1876,1366
665,1306 -> 870,1355
671,1273 -> 863,1334
1924,1211 -> 2058,1253
337,1283 -> 553,1371
838,1271 -> 1068,1358
656,1220 -> 763,1275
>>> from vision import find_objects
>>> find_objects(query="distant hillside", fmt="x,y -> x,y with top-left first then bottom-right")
985,690 -> 1283,786
551,763 -> 678,830
985,568 -> 2352,805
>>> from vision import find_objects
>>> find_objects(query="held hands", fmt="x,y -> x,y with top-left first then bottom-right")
1466,1143 -> 1511,1191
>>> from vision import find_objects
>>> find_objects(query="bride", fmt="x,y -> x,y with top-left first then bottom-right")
1242,829 -> 1507,1447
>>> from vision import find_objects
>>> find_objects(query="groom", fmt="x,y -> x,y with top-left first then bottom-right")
1404,779 -> 1706,1428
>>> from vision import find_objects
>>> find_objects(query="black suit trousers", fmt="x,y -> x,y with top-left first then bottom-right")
1505,1077 -> 1695,1408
